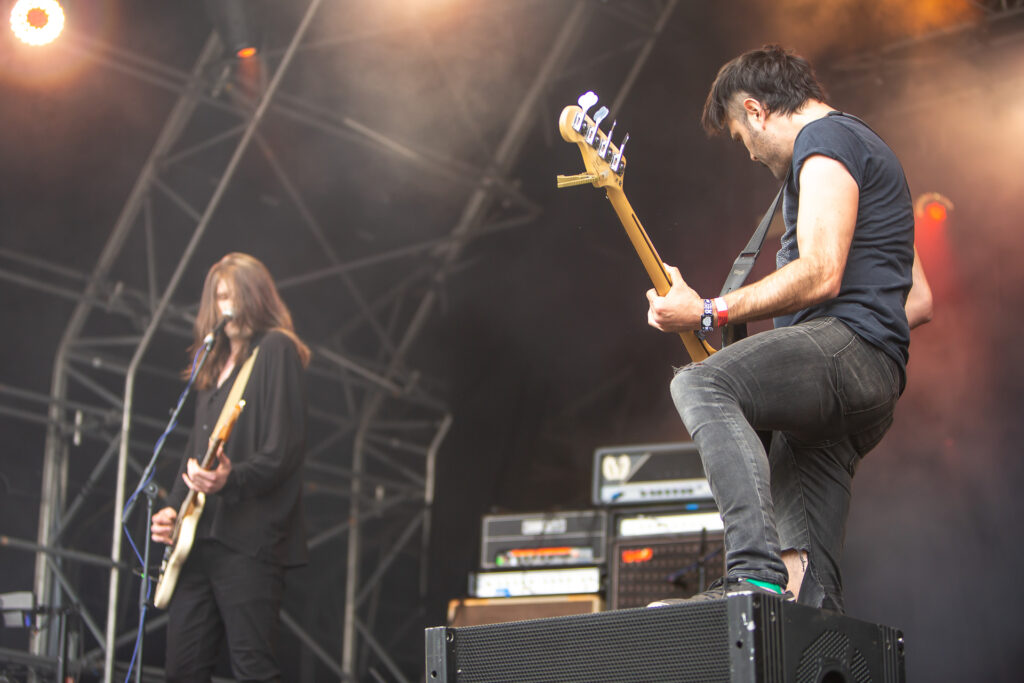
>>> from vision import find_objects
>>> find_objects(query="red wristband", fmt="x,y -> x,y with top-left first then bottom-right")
714,297 -> 728,327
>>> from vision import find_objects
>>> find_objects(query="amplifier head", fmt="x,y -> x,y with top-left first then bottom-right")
592,441 -> 712,507
479,509 -> 607,569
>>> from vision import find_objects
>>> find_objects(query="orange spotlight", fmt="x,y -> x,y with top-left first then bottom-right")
205,0 -> 262,60
925,201 -> 946,223
924,201 -> 947,222
10,0 -> 65,46
914,192 -> 954,225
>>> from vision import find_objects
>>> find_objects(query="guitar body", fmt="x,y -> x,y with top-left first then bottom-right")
152,399 -> 245,609
153,493 -> 205,609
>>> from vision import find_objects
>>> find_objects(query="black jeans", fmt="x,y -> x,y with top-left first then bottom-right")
670,317 -> 900,612
165,539 -> 285,682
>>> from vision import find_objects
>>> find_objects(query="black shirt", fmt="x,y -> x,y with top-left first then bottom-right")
169,329 -> 308,567
775,111 -> 915,377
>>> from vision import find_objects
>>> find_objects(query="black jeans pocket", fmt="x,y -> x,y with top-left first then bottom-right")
833,336 -> 899,418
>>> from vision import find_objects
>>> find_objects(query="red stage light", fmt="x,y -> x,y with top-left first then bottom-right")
924,201 -> 948,223
914,192 -> 954,226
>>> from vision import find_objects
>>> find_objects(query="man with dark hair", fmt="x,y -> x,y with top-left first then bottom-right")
647,45 -> 931,612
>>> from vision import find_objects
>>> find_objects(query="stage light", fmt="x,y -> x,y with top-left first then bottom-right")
914,192 -> 954,224
204,0 -> 263,60
10,0 -> 65,46
924,201 -> 947,222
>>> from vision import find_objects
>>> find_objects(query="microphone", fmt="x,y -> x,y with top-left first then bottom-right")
203,310 -> 234,346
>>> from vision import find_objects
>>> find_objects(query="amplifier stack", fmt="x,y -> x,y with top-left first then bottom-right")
450,442 -> 723,625
596,442 -> 724,608
454,508 -> 607,625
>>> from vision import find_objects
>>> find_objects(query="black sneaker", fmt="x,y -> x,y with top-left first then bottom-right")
647,576 -> 794,607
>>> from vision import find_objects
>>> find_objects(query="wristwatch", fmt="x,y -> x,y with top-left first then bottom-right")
699,299 -> 715,336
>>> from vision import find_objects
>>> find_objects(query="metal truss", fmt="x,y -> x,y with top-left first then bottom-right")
971,0 -> 1024,12
829,0 -> 1024,81
2,0 -> 681,681
818,0 -> 1024,128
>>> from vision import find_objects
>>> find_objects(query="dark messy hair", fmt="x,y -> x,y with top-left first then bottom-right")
701,44 -> 828,135
186,252 -> 310,390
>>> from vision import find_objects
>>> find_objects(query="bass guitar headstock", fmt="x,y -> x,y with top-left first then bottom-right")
557,91 -> 630,191
554,90 -> 717,363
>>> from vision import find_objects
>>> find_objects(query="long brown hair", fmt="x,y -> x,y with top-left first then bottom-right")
186,252 -> 311,390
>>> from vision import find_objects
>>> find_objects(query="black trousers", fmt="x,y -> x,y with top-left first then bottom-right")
165,539 -> 285,682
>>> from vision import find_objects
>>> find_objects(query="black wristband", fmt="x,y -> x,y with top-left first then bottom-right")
699,298 -> 715,336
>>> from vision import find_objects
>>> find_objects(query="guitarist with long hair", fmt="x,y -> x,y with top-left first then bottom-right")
646,46 -> 932,613
151,252 -> 311,682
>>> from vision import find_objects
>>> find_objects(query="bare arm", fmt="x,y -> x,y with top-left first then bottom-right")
648,155 -> 858,331
905,247 -> 933,329
727,155 -> 858,321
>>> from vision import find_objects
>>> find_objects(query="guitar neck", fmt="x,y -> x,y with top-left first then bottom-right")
198,436 -> 224,471
604,187 -> 715,363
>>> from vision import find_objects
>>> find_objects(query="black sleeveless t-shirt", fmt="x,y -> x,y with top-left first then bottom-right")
774,111 -> 914,375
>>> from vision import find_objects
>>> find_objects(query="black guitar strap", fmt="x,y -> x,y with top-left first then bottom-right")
718,173 -> 789,347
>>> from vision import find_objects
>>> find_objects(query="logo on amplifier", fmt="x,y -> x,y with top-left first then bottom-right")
600,453 -> 647,482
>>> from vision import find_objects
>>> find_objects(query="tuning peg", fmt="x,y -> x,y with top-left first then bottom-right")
573,91 -> 599,132
577,90 -> 598,112
586,106 -> 608,145
598,120 -> 617,159
611,132 -> 629,173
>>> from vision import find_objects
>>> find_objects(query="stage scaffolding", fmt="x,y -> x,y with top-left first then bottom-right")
0,1 -> 683,680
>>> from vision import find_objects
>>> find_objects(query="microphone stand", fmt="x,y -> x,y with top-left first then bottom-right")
121,332 -> 218,683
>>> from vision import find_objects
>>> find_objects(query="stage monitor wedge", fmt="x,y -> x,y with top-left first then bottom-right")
426,592 -> 905,683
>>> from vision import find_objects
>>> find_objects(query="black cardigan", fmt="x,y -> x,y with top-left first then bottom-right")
168,329 -> 308,567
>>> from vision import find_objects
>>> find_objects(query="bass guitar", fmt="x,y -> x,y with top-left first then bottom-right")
152,399 -> 245,609
556,91 -> 715,363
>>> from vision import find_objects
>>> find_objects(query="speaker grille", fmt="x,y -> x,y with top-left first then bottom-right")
795,629 -> 873,683
450,603 -> 730,682
610,533 -> 725,609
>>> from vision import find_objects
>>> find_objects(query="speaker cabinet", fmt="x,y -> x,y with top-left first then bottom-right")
446,595 -> 603,627
426,593 -> 904,682
610,530 -> 725,609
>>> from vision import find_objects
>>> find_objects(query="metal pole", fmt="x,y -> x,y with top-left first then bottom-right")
609,0 -> 680,119
280,611 -> 347,680
341,420 -> 367,677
